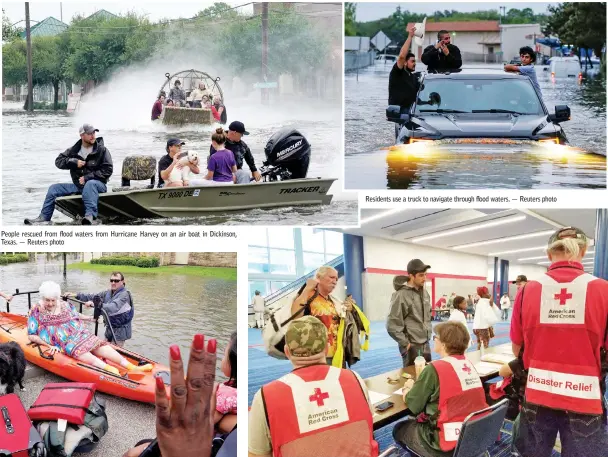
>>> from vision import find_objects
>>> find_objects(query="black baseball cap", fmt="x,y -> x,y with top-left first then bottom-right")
407,259 -> 430,275
513,275 -> 528,285
167,138 -> 185,147
228,121 -> 249,135
548,226 -> 589,245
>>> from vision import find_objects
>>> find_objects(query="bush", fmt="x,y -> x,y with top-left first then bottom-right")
0,253 -> 30,265
90,255 -> 160,268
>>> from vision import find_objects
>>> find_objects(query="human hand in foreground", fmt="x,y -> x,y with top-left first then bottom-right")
343,297 -> 353,312
304,278 -> 319,293
408,25 -> 416,35
252,171 -> 262,182
85,301 -> 94,308
156,334 -> 217,457
77,160 -> 86,168
79,176 -> 85,185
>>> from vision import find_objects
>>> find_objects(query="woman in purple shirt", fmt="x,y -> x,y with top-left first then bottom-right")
201,128 -> 237,184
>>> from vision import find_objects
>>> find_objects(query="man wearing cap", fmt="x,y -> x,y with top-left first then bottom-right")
24,124 -> 113,225
210,121 -> 261,184
387,259 -> 432,368
157,138 -> 200,188
513,274 -> 528,290
510,227 -> 608,456
168,80 -> 186,107
248,316 -> 378,457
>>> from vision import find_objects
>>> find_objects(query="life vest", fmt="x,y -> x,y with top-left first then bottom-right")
520,269 -> 608,415
27,383 -> 96,425
262,364 -> 378,457
432,355 -> 488,451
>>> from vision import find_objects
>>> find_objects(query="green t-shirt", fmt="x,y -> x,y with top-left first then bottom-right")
405,364 -> 444,452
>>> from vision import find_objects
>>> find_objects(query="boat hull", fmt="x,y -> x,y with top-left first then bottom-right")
55,178 -> 336,221
0,312 -> 168,404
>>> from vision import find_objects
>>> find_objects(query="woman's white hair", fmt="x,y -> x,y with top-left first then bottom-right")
315,265 -> 337,279
547,237 -> 588,261
39,281 -> 61,300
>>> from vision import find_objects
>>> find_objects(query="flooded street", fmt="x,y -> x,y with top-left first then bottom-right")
345,63 -> 606,189
0,254 -> 236,379
2,97 -> 356,225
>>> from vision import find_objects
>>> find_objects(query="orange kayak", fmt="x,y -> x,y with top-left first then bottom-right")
0,312 -> 170,404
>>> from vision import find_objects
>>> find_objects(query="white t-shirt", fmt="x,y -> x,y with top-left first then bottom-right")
252,295 -> 265,312
448,309 -> 473,347
500,296 -> 511,309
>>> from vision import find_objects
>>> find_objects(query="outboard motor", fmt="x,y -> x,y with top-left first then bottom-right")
260,128 -> 311,181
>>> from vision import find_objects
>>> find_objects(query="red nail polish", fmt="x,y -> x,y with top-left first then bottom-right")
208,339 -> 217,353
170,345 -> 181,361
194,334 -> 205,351
156,376 -> 164,390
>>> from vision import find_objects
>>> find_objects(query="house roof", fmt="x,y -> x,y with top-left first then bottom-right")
406,21 -> 500,33
19,16 -> 68,38
86,9 -> 119,21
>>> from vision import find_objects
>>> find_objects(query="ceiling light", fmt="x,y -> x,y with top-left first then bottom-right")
538,261 -> 552,265
412,215 -> 526,243
360,208 -> 407,225
453,230 -> 554,249
489,245 -> 546,256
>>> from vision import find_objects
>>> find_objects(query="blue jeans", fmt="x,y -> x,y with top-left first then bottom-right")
514,401 -> 608,457
40,181 -> 107,220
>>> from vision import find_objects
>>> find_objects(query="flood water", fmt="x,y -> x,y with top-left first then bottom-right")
2,98 -> 357,225
0,254 -> 237,379
345,63 -> 606,189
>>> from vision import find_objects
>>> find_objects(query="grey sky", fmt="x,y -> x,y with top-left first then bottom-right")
354,2 -> 557,23
2,2 -> 253,26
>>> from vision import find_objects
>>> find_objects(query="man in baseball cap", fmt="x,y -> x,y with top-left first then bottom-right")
513,275 -> 527,289
387,258 -> 432,368
210,120 -> 260,183
157,138 -> 198,188
248,315 -> 377,456
25,124 -> 113,225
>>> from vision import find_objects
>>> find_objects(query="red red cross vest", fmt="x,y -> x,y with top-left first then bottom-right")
262,364 -> 378,457
432,355 -> 488,451
520,268 -> 608,415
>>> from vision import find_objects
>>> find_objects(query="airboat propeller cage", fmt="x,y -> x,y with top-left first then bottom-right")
264,128 -> 311,179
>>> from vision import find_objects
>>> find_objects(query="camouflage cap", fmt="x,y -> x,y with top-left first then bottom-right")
285,316 -> 327,357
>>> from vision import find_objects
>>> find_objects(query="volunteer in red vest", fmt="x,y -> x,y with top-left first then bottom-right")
510,226 -> 608,457
393,321 -> 488,457
290,266 -> 353,366
248,315 -> 378,457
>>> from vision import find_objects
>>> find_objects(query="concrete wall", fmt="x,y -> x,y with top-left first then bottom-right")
361,237 -> 488,320
412,31 -> 502,62
500,24 -> 542,63
102,252 -> 236,268
345,51 -> 376,71
363,237 -> 488,275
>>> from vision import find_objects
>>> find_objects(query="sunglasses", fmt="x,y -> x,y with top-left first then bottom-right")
110,279 -> 122,283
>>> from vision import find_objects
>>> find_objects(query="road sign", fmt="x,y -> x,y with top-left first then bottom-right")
371,31 -> 390,52
253,82 -> 278,89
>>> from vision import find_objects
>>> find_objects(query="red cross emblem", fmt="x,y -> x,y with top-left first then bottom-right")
309,388 -> 330,406
462,363 -> 472,375
554,288 -> 573,305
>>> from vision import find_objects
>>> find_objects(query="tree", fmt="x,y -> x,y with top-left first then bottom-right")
196,2 -> 239,20
345,3 -> 356,36
546,2 -> 606,60
31,36 -> 65,109
2,39 -> 26,86
2,8 -> 23,42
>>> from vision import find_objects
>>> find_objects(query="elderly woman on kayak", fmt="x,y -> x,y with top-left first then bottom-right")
27,281 -> 152,376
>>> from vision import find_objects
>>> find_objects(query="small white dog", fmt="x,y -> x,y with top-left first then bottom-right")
168,150 -> 199,186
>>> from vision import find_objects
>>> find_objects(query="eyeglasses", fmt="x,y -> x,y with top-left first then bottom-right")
432,335 -> 440,341
110,279 -> 122,283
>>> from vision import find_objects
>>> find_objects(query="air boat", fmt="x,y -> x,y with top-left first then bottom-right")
54,128 -> 336,223
159,69 -> 226,125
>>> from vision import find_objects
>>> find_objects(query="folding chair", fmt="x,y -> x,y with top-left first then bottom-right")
379,398 -> 509,457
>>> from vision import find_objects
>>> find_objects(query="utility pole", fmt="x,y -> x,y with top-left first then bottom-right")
261,3 -> 269,105
25,2 -> 34,112
60,2 -> 63,22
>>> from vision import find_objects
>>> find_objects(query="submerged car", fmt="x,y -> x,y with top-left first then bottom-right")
387,68 -> 571,145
